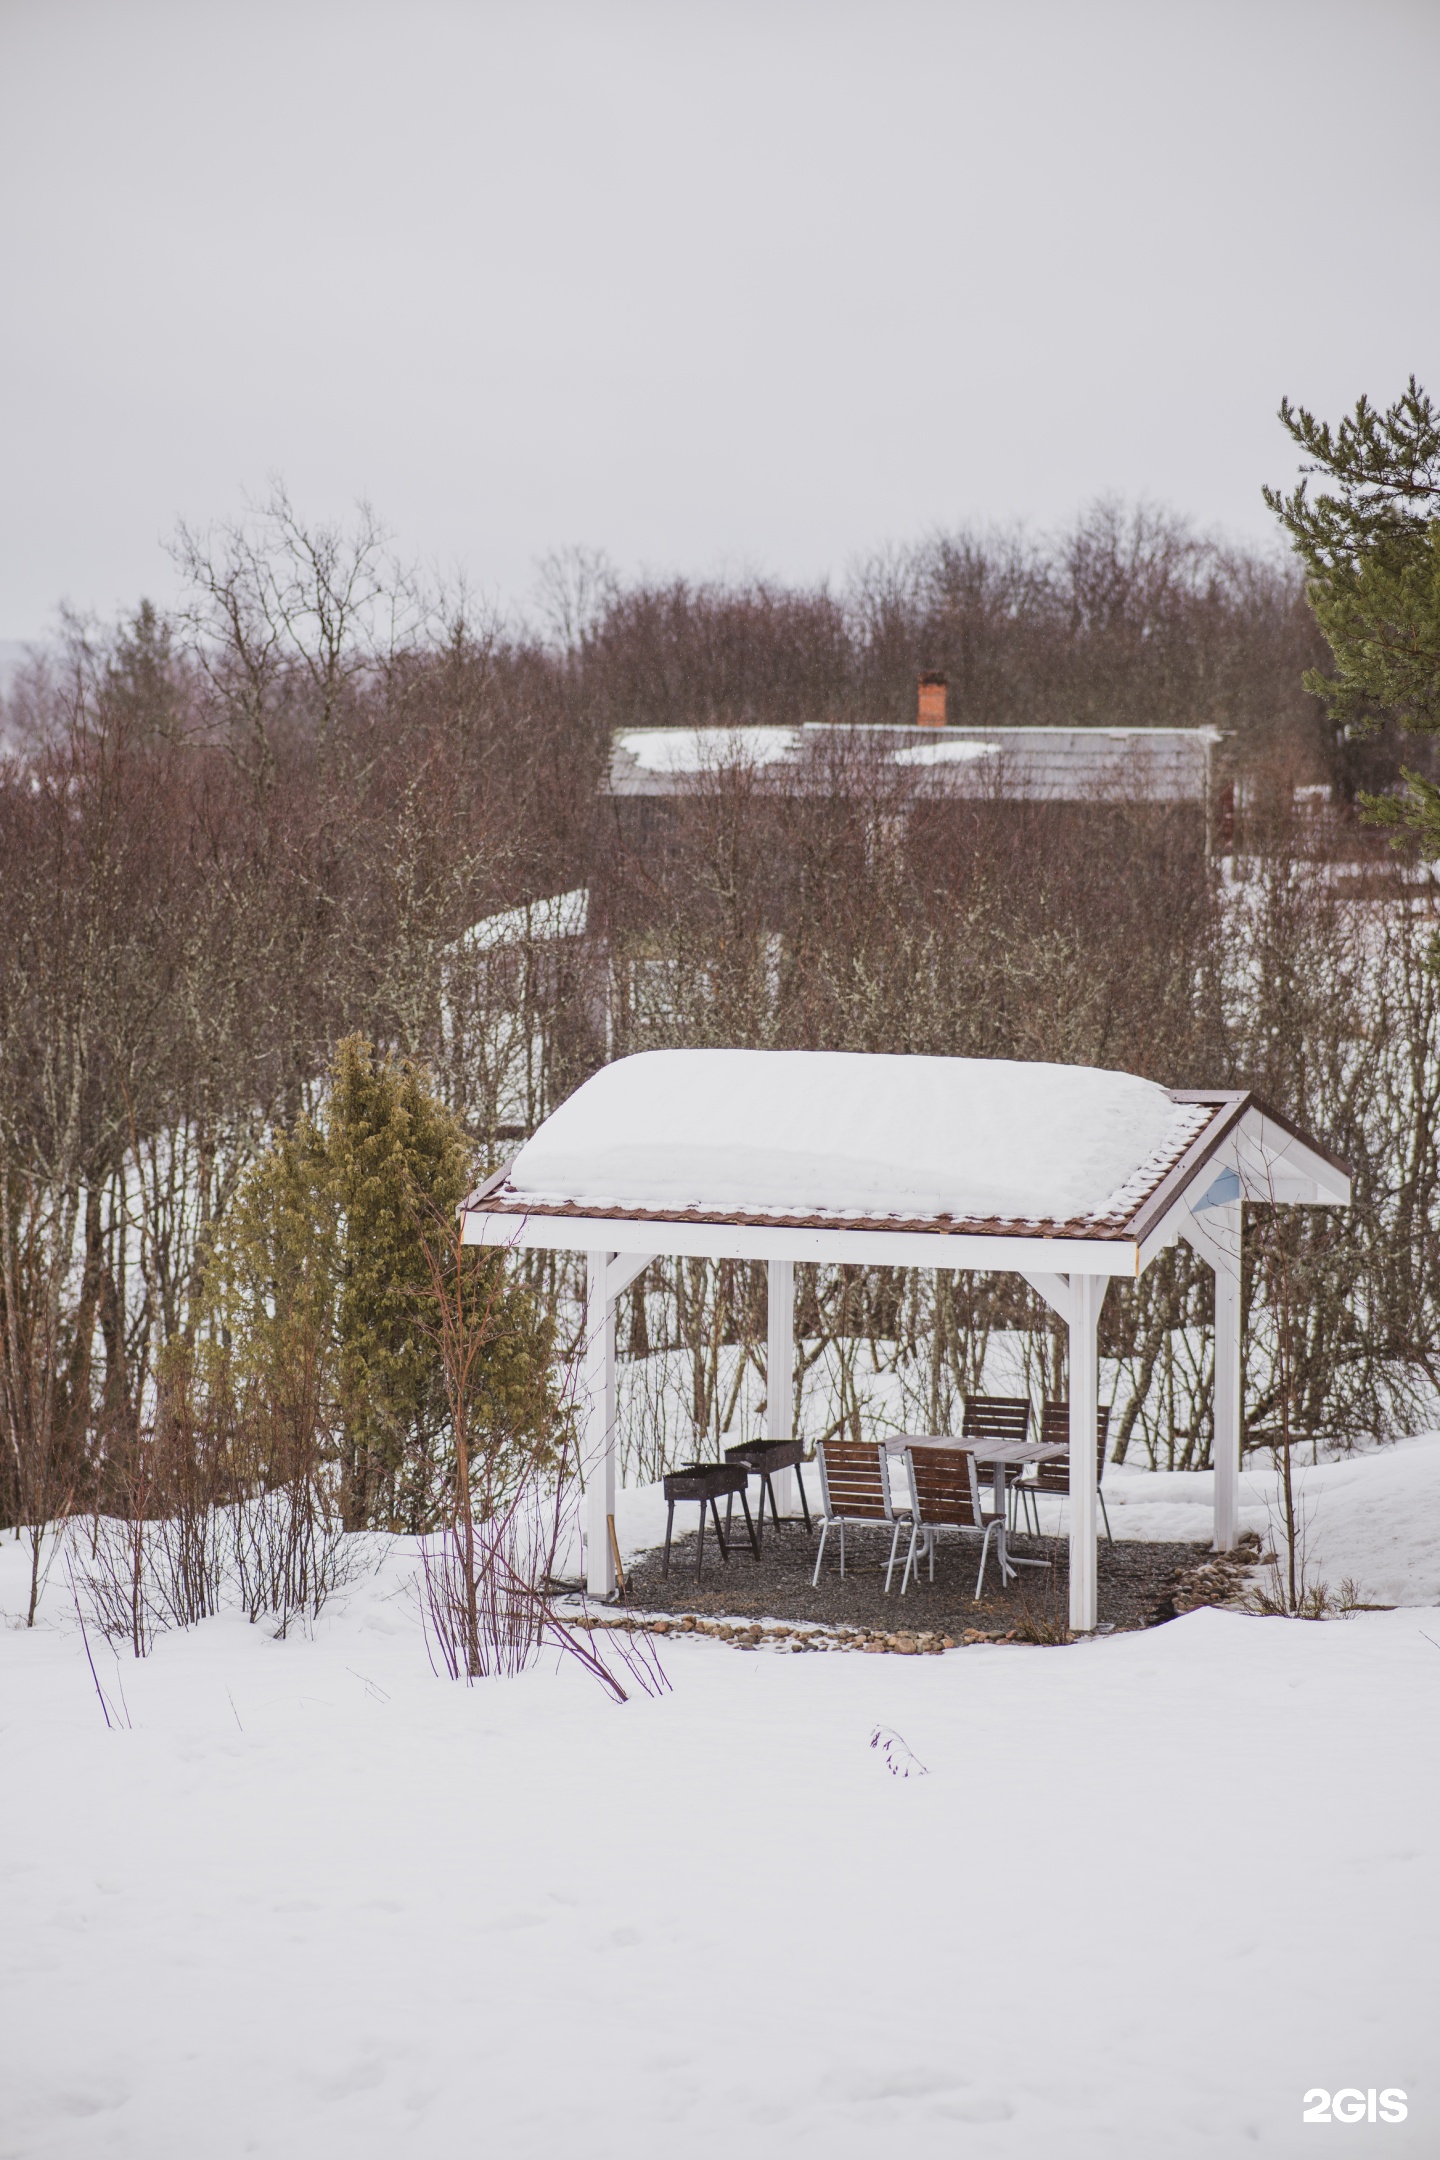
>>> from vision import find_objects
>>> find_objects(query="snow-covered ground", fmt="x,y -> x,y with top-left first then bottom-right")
4,1441 -> 1439,2158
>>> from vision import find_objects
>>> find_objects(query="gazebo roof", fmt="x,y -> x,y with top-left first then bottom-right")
463,1050 -> 1349,1275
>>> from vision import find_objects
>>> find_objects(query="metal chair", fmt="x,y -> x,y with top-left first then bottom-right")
812,1439 -> 906,1590
899,1444 -> 1011,1599
1013,1403 -> 1113,1540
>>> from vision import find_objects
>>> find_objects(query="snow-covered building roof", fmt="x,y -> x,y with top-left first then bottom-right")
463,1048 -> 1347,1275
458,888 -> 589,953
607,725 -> 1222,803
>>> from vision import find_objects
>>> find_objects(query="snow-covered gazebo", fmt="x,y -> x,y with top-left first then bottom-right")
461,1051 -> 1350,1632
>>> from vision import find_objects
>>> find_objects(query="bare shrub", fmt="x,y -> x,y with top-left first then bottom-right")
416,1214 -> 663,1700
224,1356 -> 353,1636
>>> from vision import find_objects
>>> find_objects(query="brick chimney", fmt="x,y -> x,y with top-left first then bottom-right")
916,670 -> 947,727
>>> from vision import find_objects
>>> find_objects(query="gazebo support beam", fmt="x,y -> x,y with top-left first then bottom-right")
1068,1275 -> 1104,1633
1213,1229 -> 1242,1551
1179,1200 -> 1243,1552
585,1250 -> 617,1597
767,1259 -> 795,1513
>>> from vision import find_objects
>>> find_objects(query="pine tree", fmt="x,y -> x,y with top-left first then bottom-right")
1264,377 -> 1440,845
202,1037 -> 556,1530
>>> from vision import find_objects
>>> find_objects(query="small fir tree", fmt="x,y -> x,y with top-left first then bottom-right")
202,1036 -> 557,1531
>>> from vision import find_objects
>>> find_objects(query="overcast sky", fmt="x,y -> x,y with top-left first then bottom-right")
2,0 -> 1436,641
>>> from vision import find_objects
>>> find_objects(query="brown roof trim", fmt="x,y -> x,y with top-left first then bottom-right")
1170,1088 -> 1352,1182
1125,1094 -> 1249,1246
469,1191 -> 1141,1239
461,1155 -> 519,1213
1126,1090 -> 1352,1246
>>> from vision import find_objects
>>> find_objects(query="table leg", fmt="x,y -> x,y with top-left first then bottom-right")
992,1463 -> 1016,1585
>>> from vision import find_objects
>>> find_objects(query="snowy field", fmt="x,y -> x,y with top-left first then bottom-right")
4,1441 -> 1440,2158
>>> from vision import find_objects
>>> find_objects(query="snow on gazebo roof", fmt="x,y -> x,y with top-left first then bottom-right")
463,1050 -> 1348,1263
498,1050 -> 1197,1230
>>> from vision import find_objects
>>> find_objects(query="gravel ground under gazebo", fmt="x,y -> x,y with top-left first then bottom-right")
609,1524 -> 1241,1641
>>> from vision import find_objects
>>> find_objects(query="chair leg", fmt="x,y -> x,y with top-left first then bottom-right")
663,1500 -> 675,1577
975,1522 -> 995,1600
838,1519 -> 846,1578
900,1523 -> 920,1595
1100,1489 -> 1112,1542
738,1488 -> 760,1560
927,1527 -> 936,1584
883,1520 -> 903,1593
811,1519 -> 830,1588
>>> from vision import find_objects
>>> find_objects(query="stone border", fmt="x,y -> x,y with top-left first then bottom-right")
558,1534 -> 1262,1652
559,1608 -> 1024,1654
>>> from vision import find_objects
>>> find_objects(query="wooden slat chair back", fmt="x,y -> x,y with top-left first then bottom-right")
1014,1401 -> 1114,1540
1034,1402 -> 1112,1490
816,1437 -> 893,1520
961,1395 -> 1032,1445
812,1439 -> 904,1591
907,1444 -> 985,1529
900,1444 -> 1009,1599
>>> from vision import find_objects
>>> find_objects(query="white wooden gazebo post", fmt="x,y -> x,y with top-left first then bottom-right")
1207,1205 -> 1244,1552
584,1250 -> 617,1597
767,1258 -> 795,1514
1068,1275 -> 1104,1634
1179,1190 -> 1244,1553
